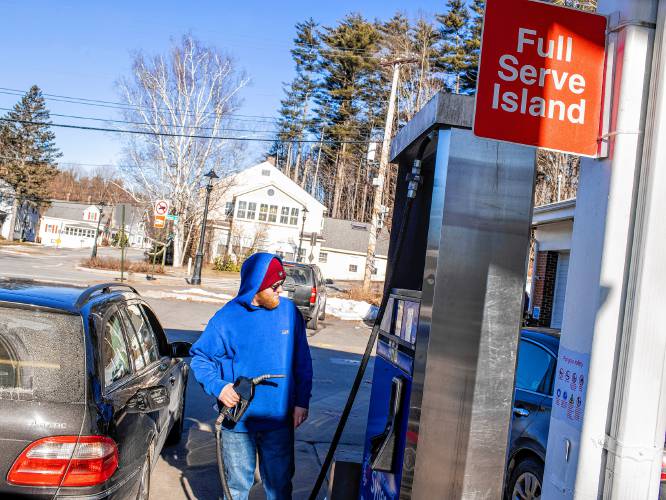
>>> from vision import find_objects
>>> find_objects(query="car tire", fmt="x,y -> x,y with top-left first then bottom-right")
136,455 -> 151,500
319,300 -> 326,320
307,311 -> 319,330
165,382 -> 187,446
507,457 -> 543,500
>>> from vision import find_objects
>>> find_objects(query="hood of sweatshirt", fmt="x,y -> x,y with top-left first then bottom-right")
234,252 -> 282,309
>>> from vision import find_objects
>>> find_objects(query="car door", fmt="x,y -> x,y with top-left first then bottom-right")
509,338 -> 557,458
119,303 -> 173,452
96,304 -> 150,491
139,302 -> 186,431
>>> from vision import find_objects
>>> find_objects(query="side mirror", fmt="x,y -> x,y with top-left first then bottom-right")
126,386 -> 170,414
170,341 -> 192,358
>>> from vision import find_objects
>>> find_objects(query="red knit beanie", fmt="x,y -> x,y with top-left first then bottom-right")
259,258 -> 286,291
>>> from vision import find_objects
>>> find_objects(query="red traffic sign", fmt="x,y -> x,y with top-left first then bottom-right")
153,214 -> 166,229
474,0 -> 607,157
154,199 -> 170,216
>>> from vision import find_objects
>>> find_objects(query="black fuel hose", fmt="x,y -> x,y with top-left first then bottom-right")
215,412 -> 234,500
307,132 -> 434,500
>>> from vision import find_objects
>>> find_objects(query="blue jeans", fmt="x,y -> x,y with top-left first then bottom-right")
221,426 -> 295,500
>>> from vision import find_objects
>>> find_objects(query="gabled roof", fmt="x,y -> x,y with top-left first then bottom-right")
228,161 -> 327,211
321,217 -> 390,257
43,200 -> 97,221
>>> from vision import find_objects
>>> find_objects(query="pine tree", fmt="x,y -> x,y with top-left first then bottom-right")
316,14 -> 381,219
273,19 -> 320,184
436,0 -> 470,94
0,85 -> 61,239
410,19 -> 441,113
460,0 -> 485,93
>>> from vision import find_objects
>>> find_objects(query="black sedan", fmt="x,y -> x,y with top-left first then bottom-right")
0,280 -> 190,499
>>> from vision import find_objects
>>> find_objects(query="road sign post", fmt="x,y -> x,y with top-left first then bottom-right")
474,0 -> 607,156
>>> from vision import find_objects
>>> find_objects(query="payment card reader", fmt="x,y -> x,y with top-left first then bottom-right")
360,289 -> 420,500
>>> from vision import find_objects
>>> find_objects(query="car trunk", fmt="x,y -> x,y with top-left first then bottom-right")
282,266 -> 314,313
0,304 -> 87,496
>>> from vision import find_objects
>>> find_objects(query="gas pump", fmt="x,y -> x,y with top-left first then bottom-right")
360,290 -> 420,499
311,91 -> 538,500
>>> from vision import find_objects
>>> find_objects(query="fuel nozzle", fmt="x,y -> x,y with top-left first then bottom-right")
217,374 -> 286,426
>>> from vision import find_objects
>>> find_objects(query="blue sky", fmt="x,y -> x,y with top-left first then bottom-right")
0,0 -> 443,173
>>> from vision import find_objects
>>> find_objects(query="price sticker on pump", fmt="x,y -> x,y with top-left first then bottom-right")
474,0 -> 607,157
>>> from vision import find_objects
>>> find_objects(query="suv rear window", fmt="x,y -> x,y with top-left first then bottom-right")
285,265 -> 313,285
0,305 -> 85,403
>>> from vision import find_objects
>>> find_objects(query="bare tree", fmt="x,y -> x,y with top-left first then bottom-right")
116,34 -> 249,267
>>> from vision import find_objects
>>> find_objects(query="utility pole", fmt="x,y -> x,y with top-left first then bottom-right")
363,57 -> 417,291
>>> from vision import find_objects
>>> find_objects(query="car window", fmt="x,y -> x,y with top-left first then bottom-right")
0,305 -> 85,403
515,340 -> 555,395
140,305 -> 167,356
124,304 -> 160,366
285,266 -> 313,285
103,311 -> 132,387
120,308 -> 147,371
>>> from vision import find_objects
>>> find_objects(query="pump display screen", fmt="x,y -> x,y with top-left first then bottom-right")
381,296 -> 420,347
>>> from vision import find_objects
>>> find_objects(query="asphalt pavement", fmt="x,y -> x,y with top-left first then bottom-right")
0,244 -> 375,500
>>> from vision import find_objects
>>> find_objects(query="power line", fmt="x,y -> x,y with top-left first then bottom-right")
0,107 -> 278,134
0,117 -> 375,145
0,88 -> 281,124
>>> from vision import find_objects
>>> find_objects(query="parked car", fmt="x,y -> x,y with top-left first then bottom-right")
282,261 -> 327,330
0,280 -> 191,499
505,327 -> 559,499
506,328 -> 666,498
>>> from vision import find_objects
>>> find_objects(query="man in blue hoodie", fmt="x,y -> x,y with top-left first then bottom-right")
190,252 -> 313,500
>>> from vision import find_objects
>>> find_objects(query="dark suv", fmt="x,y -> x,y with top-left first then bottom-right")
282,262 -> 327,330
0,280 -> 190,499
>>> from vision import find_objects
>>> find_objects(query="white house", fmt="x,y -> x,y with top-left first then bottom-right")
317,217 -> 389,282
0,180 -> 39,242
208,161 -> 327,263
39,201 -> 147,249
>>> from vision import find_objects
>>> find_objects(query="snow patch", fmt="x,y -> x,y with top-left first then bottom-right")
141,288 -> 233,304
325,297 -> 378,322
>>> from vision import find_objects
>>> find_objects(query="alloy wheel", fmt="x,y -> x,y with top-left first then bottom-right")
512,471 -> 541,500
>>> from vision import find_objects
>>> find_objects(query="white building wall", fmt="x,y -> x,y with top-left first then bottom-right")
317,248 -> 387,281
209,162 -> 327,261
534,220 -> 574,252
39,216 -> 99,248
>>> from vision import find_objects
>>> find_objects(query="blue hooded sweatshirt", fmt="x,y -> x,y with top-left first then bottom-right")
190,252 -> 313,432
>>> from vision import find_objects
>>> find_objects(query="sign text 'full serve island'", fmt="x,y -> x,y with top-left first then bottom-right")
474,0 -> 607,157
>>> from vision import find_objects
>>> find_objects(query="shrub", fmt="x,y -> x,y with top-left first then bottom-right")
112,232 -> 129,248
213,256 -> 241,272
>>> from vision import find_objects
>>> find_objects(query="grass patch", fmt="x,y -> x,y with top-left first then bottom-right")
80,257 -> 165,274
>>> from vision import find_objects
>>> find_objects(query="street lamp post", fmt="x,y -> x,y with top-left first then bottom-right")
189,170 -> 218,285
297,207 -> 309,263
91,202 -> 106,259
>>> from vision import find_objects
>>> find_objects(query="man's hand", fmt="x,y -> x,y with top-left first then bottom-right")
293,406 -> 309,429
219,383 -> 240,408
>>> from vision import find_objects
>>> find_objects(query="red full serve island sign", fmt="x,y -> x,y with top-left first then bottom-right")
474,0 -> 607,157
